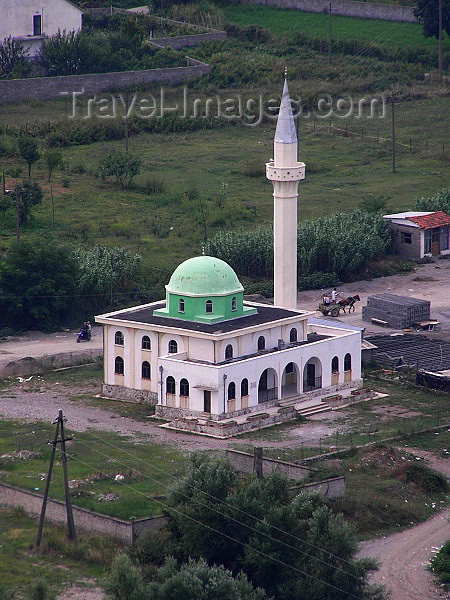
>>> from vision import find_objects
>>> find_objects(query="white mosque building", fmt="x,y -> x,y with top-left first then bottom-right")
95,80 -> 363,435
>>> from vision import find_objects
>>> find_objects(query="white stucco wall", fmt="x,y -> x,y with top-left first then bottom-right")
0,0 -> 82,53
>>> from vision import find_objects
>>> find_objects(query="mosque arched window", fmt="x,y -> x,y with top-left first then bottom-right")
180,378 -> 190,397
114,356 -> 124,375
258,336 -> 266,351
142,335 -> 151,350
115,331 -> 124,346
241,378 -> 249,397
225,344 -> 233,360
141,361 -> 151,379
231,297 -> 237,311
168,340 -> 178,354
179,299 -> 185,313
344,353 -> 352,372
206,300 -> 213,314
290,328 -> 298,343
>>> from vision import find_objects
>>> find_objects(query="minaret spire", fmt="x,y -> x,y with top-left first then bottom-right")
266,77 -> 306,310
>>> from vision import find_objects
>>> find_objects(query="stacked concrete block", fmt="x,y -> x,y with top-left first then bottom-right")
362,293 -> 430,329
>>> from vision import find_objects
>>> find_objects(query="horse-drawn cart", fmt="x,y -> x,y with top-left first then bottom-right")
318,303 -> 341,317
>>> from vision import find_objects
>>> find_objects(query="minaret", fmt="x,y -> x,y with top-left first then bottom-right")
266,78 -> 305,309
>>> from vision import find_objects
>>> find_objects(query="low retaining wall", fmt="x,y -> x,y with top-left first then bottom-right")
0,61 -> 209,104
150,31 -> 227,49
247,0 -> 417,22
0,349 -> 102,378
293,476 -> 346,499
226,449 -> 311,481
101,383 -> 157,404
162,405 -> 298,437
0,482 -> 167,544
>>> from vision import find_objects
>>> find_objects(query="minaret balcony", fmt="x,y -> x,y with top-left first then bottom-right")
266,162 -> 305,182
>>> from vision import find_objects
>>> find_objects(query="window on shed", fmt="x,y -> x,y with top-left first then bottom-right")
141,361 -> 151,379
289,328 -> 298,343
168,340 -> 178,354
228,382 -> 236,400
344,353 -> 352,372
166,376 -> 175,395
206,300 -> 213,314
401,231 -> 412,244
225,344 -> 233,360
241,378 -> 248,397
115,331 -> 124,346
33,14 -> 42,36
180,378 -> 189,397
332,356 -> 339,374
142,335 -> 151,350
424,230 -> 432,254
114,356 -> 124,375
179,299 -> 185,313
257,336 -> 265,351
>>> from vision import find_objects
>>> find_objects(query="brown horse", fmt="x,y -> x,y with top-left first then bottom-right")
338,294 -> 361,313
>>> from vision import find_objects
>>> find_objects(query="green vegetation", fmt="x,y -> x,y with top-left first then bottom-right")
416,188 -> 450,212
137,454 -> 386,600
0,418 -> 187,519
430,540 -> 450,589
223,5 -> 450,52
0,506 -> 123,596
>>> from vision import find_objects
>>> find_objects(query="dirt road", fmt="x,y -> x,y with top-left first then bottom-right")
358,509 -> 450,600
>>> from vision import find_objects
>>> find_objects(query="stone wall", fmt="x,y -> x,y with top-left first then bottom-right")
0,349 -> 102,378
0,61 -> 209,104
0,482 -> 167,544
246,0 -> 417,22
101,383 -> 157,404
150,31 -> 227,50
226,449 -> 311,481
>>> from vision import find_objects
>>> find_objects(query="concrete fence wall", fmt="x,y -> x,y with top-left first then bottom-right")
150,31 -> 227,50
0,482 -> 167,544
0,349 -> 102,378
226,449 -> 311,481
0,62 -> 209,104
293,476 -> 346,499
246,0 -> 417,22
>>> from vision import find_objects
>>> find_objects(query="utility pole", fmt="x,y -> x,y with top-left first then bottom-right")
36,410 -> 76,548
328,3 -> 332,65
253,447 -> 263,479
391,97 -> 396,173
439,0 -> 443,78
15,188 -> 20,243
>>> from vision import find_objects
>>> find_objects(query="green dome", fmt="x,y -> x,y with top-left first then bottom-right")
166,256 -> 243,297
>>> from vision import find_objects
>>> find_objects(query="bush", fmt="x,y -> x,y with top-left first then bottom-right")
99,151 -> 141,188
415,188 -> 450,213
141,176 -> 167,195
402,463 -> 449,493
430,540 -> 450,588
298,272 -> 341,291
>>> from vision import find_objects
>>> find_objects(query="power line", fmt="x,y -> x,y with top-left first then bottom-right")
74,430 -> 362,579
58,445 -> 366,600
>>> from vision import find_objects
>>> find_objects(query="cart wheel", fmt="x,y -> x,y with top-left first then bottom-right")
322,310 -> 330,316
331,307 -> 339,317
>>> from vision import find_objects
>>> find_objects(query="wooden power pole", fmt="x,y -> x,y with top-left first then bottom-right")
253,447 -> 263,479
439,0 -> 443,78
36,410 -> 76,548
328,3 -> 332,65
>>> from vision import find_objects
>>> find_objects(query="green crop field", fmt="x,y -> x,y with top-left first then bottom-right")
223,5 -> 450,50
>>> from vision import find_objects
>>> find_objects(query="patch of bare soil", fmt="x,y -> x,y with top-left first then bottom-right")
370,404 -> 425,420
57,579 -> 103,600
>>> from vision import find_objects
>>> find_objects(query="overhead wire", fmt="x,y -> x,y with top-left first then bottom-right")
55,444 -> 366,600
72,429 -> 363,580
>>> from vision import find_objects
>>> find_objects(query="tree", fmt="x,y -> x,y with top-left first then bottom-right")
0,242 -> 80,331
359,194 -> 388,215
416,188 -> 450,213
43,148 -> 63,182
157,454 -> 386,600
18,136 -> 40,178
415,0 -> 450,38
0,36 -> 29,77
104,553 -> 268,600
99,151 -> 141,188
10,180 -> 44,225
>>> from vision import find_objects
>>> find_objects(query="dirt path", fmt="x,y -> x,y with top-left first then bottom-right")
358,508 -> 450,600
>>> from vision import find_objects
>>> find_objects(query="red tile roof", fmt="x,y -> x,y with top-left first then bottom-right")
408,211 -> 450,229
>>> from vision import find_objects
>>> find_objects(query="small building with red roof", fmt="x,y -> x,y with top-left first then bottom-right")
383,211 -> 450,259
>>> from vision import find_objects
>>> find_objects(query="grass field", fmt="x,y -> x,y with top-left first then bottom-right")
223,5 -> 450,50
0,95 -> 448,273
0,418 -> 187,520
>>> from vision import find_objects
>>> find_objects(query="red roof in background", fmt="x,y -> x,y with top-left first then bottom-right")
408,211 -> 450,229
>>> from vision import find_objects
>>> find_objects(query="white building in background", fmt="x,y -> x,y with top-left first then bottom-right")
95,79 -> 363,432
0,0 -> 83,57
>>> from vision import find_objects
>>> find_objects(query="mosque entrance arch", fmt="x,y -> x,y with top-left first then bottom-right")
281,362 -> 300,398
258,368 -> 278,404
303,357 -> 322,392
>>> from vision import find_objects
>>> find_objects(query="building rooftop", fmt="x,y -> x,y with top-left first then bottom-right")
166,256 -> 243,297
274,79 -> 297,145
408,211 -> 450,229
104,302 -> 307,334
